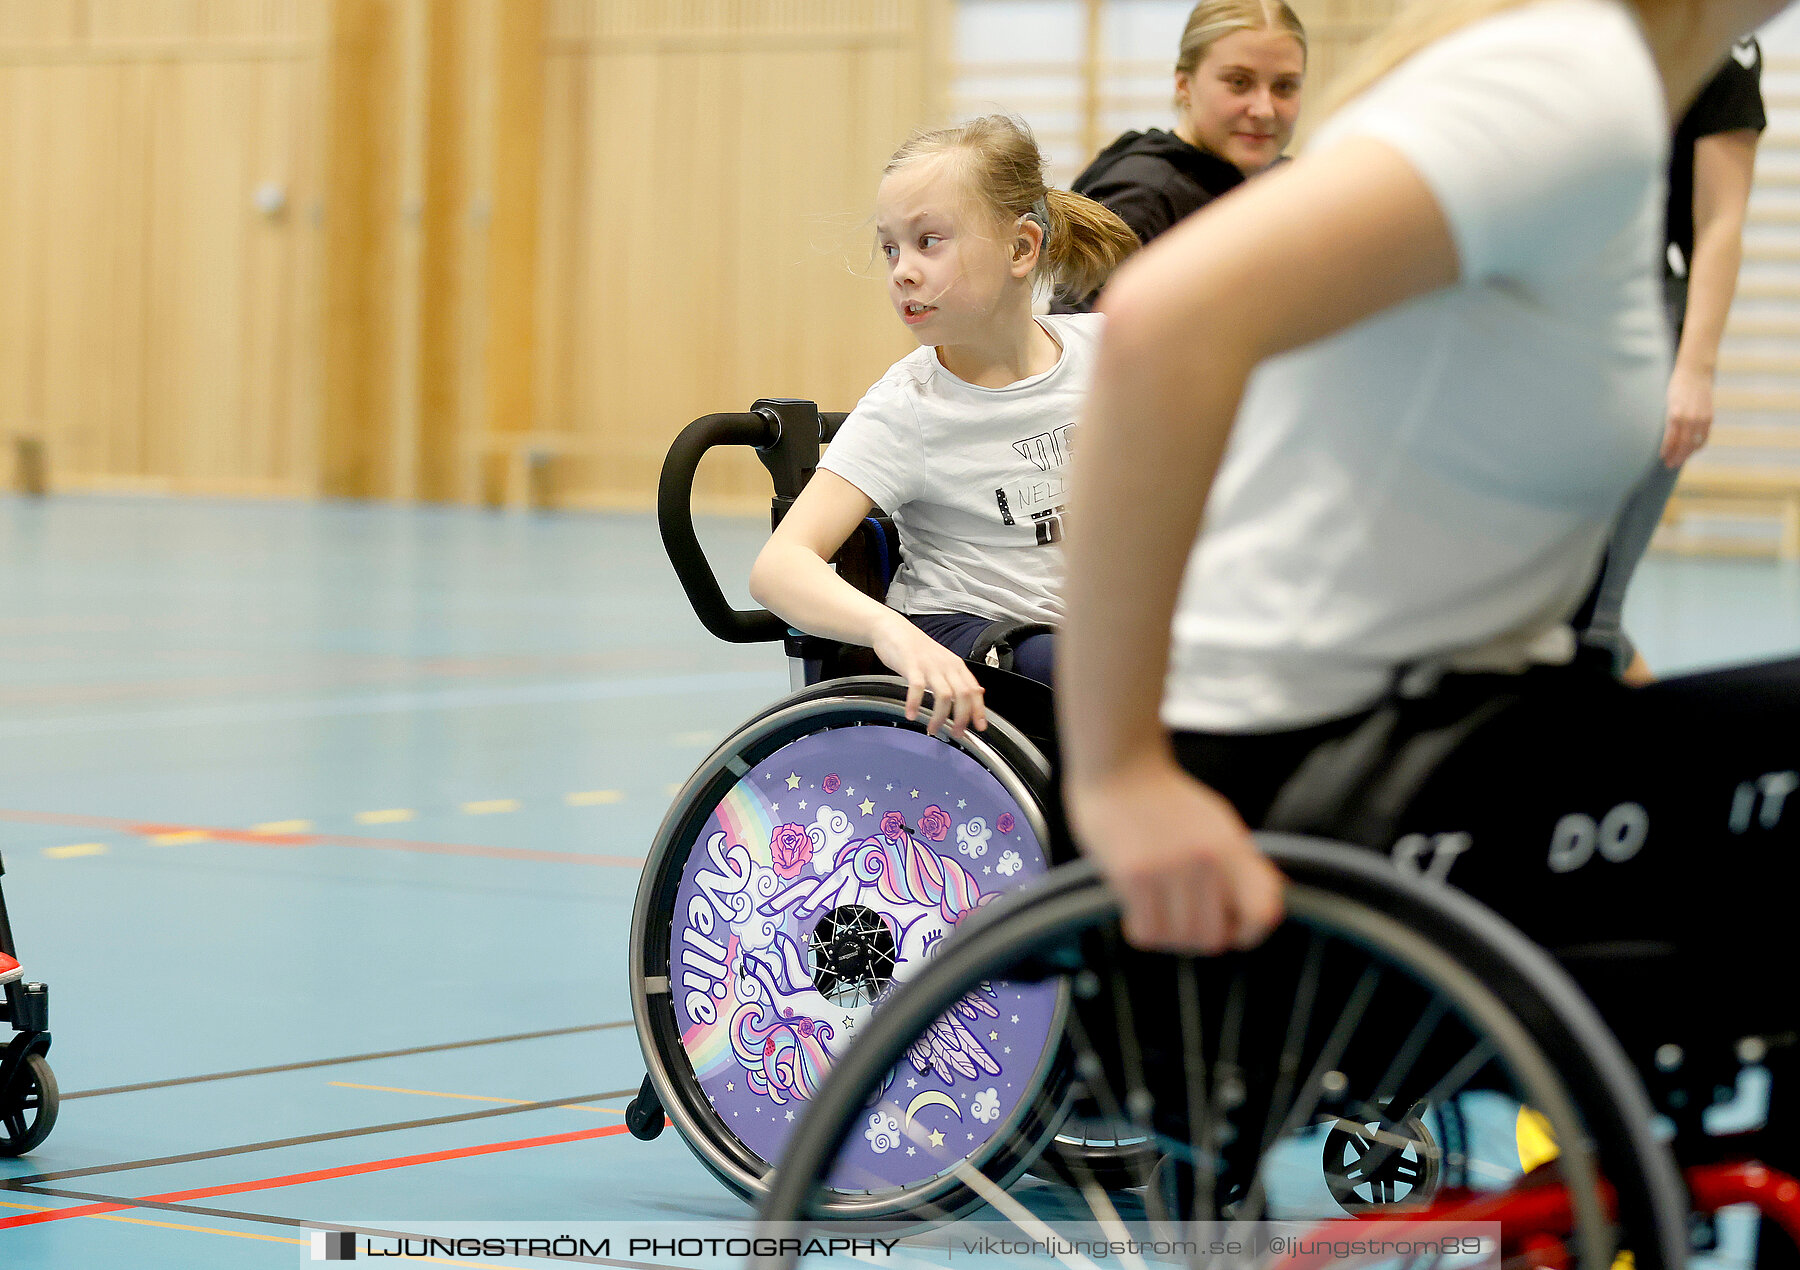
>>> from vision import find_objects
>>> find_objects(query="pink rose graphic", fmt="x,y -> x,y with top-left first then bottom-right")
822,774 -> 841,794
769,822 -> 814,879
918,804 -> 950,842
997,813 -> 1015,834
880,810 -> 909,841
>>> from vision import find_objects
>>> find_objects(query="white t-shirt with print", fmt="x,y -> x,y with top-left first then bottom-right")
1163,0 -> 1669,733
818,312 -> 1101,626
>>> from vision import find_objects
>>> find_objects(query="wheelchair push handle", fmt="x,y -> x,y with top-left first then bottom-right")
657,401 -> 848,644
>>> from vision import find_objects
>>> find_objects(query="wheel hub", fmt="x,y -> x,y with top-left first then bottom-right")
1323,1107 -> 1442,1212
808,904 -> 897,1007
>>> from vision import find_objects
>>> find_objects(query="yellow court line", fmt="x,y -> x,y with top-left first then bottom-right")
461,799 -> 520,815
356,808 -> 416,824
252,819 -> 313,834
328,1081 -> 626,1115
43,842 -> 108,859
151,830 -> 209,845
5,1200 -> 302,1242
565,789 -> 624,806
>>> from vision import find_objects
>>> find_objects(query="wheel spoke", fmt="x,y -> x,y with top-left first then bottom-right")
1238,962 -> 1382,1223
1102,930 -> 1152,1133
1260,931 -> 1326,1159
1176,954 -> 1211,1248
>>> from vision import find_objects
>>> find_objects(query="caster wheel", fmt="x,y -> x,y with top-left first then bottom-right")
1322,1104 -> 1441,1212
0,1053 -> 58,1157
626,1089 -> 666,1141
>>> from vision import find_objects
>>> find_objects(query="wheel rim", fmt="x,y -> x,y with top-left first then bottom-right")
752,856 -> 1677,1270
631,685 -> 1069,1210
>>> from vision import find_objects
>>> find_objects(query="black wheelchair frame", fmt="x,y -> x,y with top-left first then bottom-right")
0,853 -> 57,1156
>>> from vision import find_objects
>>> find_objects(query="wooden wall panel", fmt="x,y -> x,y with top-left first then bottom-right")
3,0 -> 943,507
0,0 -> 320,496
538,2 -> 945,513
18,64 -> 153,483
141,57 -> 316,490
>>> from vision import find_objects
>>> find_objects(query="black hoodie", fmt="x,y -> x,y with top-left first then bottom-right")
1053,129 -> 1245,312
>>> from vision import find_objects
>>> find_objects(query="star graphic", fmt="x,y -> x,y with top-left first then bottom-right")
1011,1015 -> 1019,1024
957,799 -> 966,810
726,1082 -> 734,1091
967,1132 -> 975,1141
1004,1046 -> 1012,1054
847,786 -> 856,796
910,789 -> 919,799
785,1110 -> 794,1121
907,1146 -> 917,1156
798,800 -> 807,810
859,798 -> 875,816
928,1129 -> 945,1148
786,772 -> 801,789
906,1077 -> 917,1088
843,1016 -> 854,1029
771,803 -> 779,812
989,1031 -> 999,1041
886,783 -> 893,790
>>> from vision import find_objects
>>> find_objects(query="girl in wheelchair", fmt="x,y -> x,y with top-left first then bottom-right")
1054,0 -> 1799,1260
748,116 -> 1137,737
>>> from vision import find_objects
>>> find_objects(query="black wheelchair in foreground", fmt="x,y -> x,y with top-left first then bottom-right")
626,401 -> 1800,1268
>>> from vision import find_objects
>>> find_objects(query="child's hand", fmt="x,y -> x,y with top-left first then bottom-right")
870,613 -> 989,739
1064,755 -> 1284,955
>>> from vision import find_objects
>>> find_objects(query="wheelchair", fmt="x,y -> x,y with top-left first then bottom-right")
0,852 -> 57,1156
628,401 -> 1800,1264
625,399 -> 1134,1213
743,846 -> 1800,1265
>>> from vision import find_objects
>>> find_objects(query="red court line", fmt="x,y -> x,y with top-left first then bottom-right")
0,1122 -> 640,1229
0,808 -> 643,868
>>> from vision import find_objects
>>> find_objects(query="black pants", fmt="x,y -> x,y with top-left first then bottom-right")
909,611 -> 1056,687
1173,656 -> 1800,1198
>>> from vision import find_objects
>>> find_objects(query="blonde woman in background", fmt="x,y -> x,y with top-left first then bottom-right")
1055,0 -> 1306,311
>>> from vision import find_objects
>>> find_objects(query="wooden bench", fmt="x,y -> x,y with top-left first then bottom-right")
467,430 -> 611,510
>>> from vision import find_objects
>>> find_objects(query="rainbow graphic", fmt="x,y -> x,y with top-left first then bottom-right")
675,774 -> 775,1084
706,777 -> 776,873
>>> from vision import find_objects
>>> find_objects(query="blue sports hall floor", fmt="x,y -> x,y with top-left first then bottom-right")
0,494 -> 1793,1269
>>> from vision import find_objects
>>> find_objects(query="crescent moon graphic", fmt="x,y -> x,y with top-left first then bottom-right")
904,1090 -> 963,1132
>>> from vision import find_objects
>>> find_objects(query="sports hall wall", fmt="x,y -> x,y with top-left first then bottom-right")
0,0 -> 949,512
6,0 -> 1797,524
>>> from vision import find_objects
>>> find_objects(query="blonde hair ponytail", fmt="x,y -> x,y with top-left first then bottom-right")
1043,187 -> 1141,303
885,115 -> 1139,301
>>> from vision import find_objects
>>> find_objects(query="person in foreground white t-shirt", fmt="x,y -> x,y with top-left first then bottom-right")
749,115 -> 1136,737
1058,0 -> 1800,1225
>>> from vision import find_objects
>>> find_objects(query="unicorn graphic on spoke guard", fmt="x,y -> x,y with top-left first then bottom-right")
732,816 -> 1002,1102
